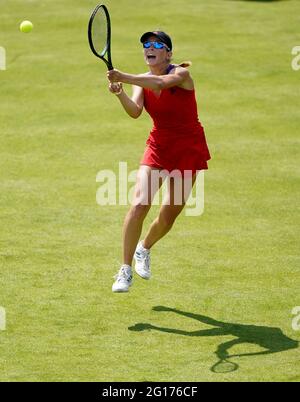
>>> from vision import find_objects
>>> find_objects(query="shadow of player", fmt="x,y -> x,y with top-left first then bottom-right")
128,306 -> 299,373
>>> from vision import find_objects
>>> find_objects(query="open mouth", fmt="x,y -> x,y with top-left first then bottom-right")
147,55 -> 156,60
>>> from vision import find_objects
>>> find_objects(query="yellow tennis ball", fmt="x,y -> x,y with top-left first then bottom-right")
20,21 -> 33,33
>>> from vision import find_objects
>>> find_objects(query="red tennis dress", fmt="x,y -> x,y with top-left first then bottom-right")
140,81 -> 211,175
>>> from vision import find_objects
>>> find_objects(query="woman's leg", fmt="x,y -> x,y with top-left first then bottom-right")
143,172 -> 198,250
123,166 -> 164,265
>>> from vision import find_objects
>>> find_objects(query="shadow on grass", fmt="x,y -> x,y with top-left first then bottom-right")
128,306 -> 299,373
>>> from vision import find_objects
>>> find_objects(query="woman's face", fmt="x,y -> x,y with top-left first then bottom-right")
143,35 -> 172,67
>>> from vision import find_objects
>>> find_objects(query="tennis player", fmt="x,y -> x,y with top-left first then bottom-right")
107,31 -> 211,292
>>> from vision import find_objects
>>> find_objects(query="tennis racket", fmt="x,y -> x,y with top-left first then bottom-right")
88,4 -> 113,70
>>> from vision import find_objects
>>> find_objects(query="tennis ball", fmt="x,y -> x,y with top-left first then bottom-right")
20,21 -> 33,33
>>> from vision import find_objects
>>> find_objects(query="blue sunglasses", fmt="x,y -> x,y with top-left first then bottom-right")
143,41 -> 170,51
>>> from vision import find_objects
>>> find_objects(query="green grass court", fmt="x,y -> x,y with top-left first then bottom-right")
0,0 -> 299,382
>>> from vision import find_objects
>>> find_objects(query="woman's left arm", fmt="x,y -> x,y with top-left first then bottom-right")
107,68 -> 190,90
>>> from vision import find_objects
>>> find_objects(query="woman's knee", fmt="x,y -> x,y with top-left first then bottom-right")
158,208 -> 181,228
128,204 -> 150,221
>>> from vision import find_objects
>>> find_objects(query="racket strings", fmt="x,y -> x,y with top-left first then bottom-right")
91,7 -> 108,57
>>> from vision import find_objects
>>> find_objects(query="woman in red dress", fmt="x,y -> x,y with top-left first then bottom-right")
108,31 -> 211,292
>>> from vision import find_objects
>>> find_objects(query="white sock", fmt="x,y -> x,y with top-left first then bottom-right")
139,241 -> 149,252
122,264 -> 132,271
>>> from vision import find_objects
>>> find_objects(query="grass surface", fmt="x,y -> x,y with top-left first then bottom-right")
0,0 -> 299,382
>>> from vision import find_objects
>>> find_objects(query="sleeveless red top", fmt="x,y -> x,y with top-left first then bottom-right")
141,84 -> 211,173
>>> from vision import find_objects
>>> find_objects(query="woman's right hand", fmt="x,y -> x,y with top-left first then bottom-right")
109,82 -> 123,95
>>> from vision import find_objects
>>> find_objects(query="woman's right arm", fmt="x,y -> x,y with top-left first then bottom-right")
109,83 -> 144,119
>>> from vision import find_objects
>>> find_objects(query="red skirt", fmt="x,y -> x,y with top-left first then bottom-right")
140,131 -> 210,175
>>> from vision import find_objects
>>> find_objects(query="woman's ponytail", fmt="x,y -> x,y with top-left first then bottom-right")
178,61 -> 192,68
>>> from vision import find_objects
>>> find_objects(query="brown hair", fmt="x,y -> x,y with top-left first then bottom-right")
178,61 -> 192,68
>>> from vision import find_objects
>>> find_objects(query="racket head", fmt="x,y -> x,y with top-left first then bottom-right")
211,359 -> 239,374
88,4 -> 113,70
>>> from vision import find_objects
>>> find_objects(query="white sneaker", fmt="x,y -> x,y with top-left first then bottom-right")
134,241 -> 151,280
112,265 -> 133,293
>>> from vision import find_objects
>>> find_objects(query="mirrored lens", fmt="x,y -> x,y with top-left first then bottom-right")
154,42 -> 164,49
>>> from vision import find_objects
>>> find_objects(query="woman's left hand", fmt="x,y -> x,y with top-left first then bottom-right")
107,69 -> 124,83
